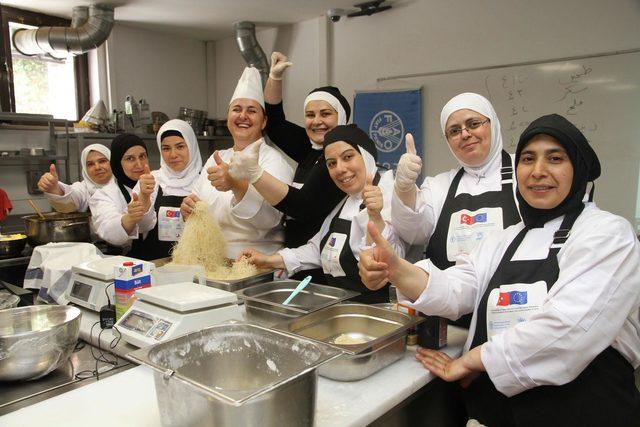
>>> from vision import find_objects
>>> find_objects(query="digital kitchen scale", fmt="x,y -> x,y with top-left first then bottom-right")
66,256 -> 154,312
115,282 -> 243,348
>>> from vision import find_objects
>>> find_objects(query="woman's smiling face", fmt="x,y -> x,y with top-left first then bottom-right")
517,134 -> 574,210
324,141 -> 366,195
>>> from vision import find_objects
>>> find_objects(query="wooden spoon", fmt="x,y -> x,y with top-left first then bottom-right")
28,199 -> 46,220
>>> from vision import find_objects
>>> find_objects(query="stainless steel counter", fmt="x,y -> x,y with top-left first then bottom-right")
0,339 -> 133,416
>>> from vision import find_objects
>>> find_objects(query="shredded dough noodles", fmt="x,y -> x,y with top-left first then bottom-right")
171,201 -> 257,280
333,334 -> 367,345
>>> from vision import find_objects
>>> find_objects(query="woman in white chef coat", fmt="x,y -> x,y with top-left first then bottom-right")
240,124 -> 403,304
179,67 -> 294,258
90,134 -> 152,254
360,114 -> 640,426
130,119 -> 202,260
38,144 -> 113,213
393,93 -> 520,328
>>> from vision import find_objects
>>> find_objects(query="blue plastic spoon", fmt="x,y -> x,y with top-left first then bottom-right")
282,275 -> 312,306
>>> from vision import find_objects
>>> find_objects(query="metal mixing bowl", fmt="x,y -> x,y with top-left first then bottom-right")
0,305 -> 81,381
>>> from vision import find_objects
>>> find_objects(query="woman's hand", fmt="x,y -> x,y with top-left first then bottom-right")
138,165 -> 155,209
269,52 -> 293,81
228,140 -> 263,183
416,346 -> 485,385
208,151 -> 235,192
122,193 -> 145,233
359,221 -> 400,290
238,249 -> 285,270
394,134 -> 422,208
362,174 -> 383,219
37,164 -> 63,195
180,194 -> 200,221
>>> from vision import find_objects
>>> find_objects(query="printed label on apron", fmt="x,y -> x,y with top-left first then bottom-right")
321,232 -> 348,278
446,207 -> 504,262
158,207 -> 184,241
486,281 -> 547,340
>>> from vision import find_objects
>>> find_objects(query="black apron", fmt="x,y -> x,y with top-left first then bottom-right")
426,150 -> 520,327
318,174 -> 389,304
127,187 -> 183,261
464,207 -> 640,427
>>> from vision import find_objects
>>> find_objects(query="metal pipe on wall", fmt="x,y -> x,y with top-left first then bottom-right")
233,21 -> 269,86
12,4 -> 115,57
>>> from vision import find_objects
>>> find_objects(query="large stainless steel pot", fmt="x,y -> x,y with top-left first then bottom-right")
22,212 -> 91,246
128,322 -> 341,427
0,305 -> 81,381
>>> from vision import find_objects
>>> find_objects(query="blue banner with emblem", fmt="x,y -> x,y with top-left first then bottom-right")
353,88 -> 422,170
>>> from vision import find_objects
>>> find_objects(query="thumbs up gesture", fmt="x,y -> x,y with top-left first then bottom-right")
228,140 -> 264,184
208,151 -> 234,192
394,133 -> 422,194
138,164 -> 155,196
127,192 -> 145,222
362,173 -> 383,219
269,52 -> 293,81
359,221 -> 399,291
37,163 -> 63,195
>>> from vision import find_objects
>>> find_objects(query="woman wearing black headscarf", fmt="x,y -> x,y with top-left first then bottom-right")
239,125 -> 404,304
90,134 -> 152,254
359,114 -> 640,425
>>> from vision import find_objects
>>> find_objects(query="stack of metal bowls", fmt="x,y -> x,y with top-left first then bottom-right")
178,107 -> 208,135
0,305 -> 81,381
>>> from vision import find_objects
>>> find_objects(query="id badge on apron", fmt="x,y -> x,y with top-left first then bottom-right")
486,281 -> 547,340
321,232 -> 348,277
446,207 -> 504,262
158,207 -> 184,242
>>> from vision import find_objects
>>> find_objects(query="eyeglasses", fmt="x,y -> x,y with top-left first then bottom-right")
445,118 -> 490,139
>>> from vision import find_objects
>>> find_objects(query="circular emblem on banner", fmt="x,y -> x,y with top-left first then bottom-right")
369,110 -> 404,153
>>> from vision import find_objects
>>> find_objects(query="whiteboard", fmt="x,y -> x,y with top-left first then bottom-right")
376,50 -> 640,231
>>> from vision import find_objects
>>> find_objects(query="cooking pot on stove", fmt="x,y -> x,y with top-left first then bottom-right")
22,212 -> 91,246
0,234 -> 27,258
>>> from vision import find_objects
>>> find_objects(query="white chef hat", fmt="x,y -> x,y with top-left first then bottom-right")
229,67 -> 264,109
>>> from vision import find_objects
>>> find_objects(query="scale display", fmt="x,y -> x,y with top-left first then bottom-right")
70,281 -> 92,302
120,310 -> 172,341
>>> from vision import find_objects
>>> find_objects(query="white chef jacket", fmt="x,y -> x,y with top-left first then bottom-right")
44,181 -> 91,213
89,180 -> 153,248
280,170 -> 405,275
391,153 -> 518,246
191,138 -> 294,258
398,202 -> 640,397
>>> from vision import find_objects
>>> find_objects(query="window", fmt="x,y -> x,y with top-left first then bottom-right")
0,6 -> 89,120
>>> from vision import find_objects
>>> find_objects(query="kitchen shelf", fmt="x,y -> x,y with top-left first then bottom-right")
55,132 -> 232,141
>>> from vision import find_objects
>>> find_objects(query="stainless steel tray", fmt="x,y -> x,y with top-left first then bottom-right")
272,304 -> 424,381
151,257 -> 274,293
237,281 -> 359,326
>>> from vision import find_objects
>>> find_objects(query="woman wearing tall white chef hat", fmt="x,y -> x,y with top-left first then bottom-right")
129,119 -> 202,260
38,143 -> 113,213
361,114 -> 640,426
179,66 -> 294,258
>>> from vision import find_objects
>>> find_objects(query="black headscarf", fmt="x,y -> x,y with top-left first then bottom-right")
515,114 -> 601,228
323,124 -> 377,161
110,133 -> 147,202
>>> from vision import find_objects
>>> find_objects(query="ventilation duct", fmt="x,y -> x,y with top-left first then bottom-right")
12,4 -> 114,57
234,21 -> 269,86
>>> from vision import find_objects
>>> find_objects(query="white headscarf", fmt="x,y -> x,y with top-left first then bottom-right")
81,144 -> 113,196
155,119 -> 203,196
440,92 -> 503,174
303,91 -> 348,151
230,67 -> 264,108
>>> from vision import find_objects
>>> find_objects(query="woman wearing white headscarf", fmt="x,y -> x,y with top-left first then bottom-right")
392,92 -> 520,272
38,143 -> 113,213
133,119 -> 202,260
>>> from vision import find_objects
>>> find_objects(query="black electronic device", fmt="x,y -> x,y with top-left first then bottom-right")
100,304 -> 116,329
